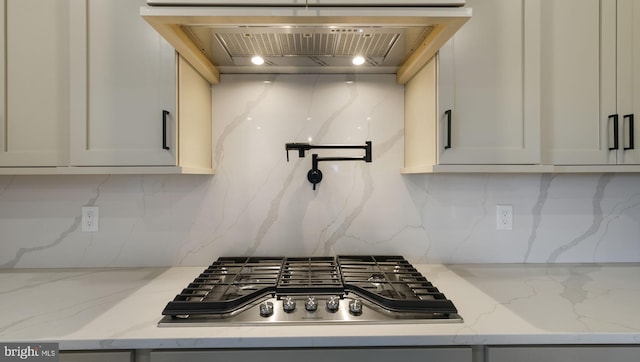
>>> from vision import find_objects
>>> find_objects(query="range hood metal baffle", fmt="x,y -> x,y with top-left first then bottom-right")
140,4 -> 471,84
208,26 -> 413,69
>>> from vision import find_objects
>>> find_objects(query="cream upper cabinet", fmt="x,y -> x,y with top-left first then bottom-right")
616,0 -> 640,164
65,0 -> 213,174
0,0 -> 212,174
0,0 -> 69,167
69,0 -> 177,167
542,0 -> 640,166
436,0 -> 540,165
404,0 -> 541,172
541,0 -> 615,165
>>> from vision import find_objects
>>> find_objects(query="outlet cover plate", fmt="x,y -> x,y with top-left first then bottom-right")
82,206 -> 99,232
496,205 -> 513,231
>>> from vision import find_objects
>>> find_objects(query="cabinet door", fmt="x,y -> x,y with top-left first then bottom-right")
617,0 -> 640,164
437,0 -> 540,165
541,0 -> 617,165
0,0 -> 68,166
151,348 -> 471,362
60,351 -> 132,362
69,0 -> 176,167
488,346 -> 640,362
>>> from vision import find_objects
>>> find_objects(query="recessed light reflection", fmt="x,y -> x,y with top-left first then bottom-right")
251,56 -> 265,65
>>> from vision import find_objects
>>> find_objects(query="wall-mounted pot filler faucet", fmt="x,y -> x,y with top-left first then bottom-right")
285,141 -> 372,190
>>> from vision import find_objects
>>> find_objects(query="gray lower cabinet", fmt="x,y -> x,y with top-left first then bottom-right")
487,346 -> 640,362
150,347 -> 472,362
59,351 -> 132,362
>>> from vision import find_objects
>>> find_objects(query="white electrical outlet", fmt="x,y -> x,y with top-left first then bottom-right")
82,206 -> 99,232
496,205 -> 513,231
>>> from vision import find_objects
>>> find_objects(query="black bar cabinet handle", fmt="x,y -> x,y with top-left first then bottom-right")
444,109 -> 452,149
609,114 -> 619,150
162,110 -> 170,150
624,114 -> 635,150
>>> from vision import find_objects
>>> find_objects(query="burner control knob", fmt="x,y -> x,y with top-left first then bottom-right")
305,296 -> 318,311
326,296 -> 340,312
259,301 -> 274,317
348,299 -> 363,316
283,297 -> 296,313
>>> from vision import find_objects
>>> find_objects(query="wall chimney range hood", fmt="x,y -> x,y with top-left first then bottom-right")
141,1 -> 471,84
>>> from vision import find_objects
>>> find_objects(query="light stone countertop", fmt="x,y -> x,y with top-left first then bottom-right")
1,264 -> 639,350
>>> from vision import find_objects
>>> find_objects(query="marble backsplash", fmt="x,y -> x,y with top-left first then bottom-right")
1,74 -> 639,268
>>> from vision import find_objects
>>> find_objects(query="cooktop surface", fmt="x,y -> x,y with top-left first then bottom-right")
159,255 -> 462,326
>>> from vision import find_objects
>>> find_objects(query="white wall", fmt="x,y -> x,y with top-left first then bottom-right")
1,74 -> 639,268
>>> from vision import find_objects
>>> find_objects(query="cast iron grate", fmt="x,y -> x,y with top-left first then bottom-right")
337,255 -> 458,313
276,256 -> 343,295
162,256 -> 283,316
162,255 -> 458,317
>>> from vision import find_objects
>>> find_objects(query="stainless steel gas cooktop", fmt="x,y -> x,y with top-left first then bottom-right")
158,255 -> 462,326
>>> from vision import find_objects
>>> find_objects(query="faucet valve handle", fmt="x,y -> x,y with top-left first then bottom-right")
307,154 -> 323,190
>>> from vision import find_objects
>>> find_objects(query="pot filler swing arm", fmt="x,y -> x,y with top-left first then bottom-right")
285,141 -> 372,190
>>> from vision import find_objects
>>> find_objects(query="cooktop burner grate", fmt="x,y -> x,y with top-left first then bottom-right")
338,255 -> 457,313
276,256 -> 343,295
165,256 -> 283,315
161,255 -> 459,321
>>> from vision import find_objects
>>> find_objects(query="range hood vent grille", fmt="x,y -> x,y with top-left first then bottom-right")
215,29 -> 402,59
191,26 -> 435,69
